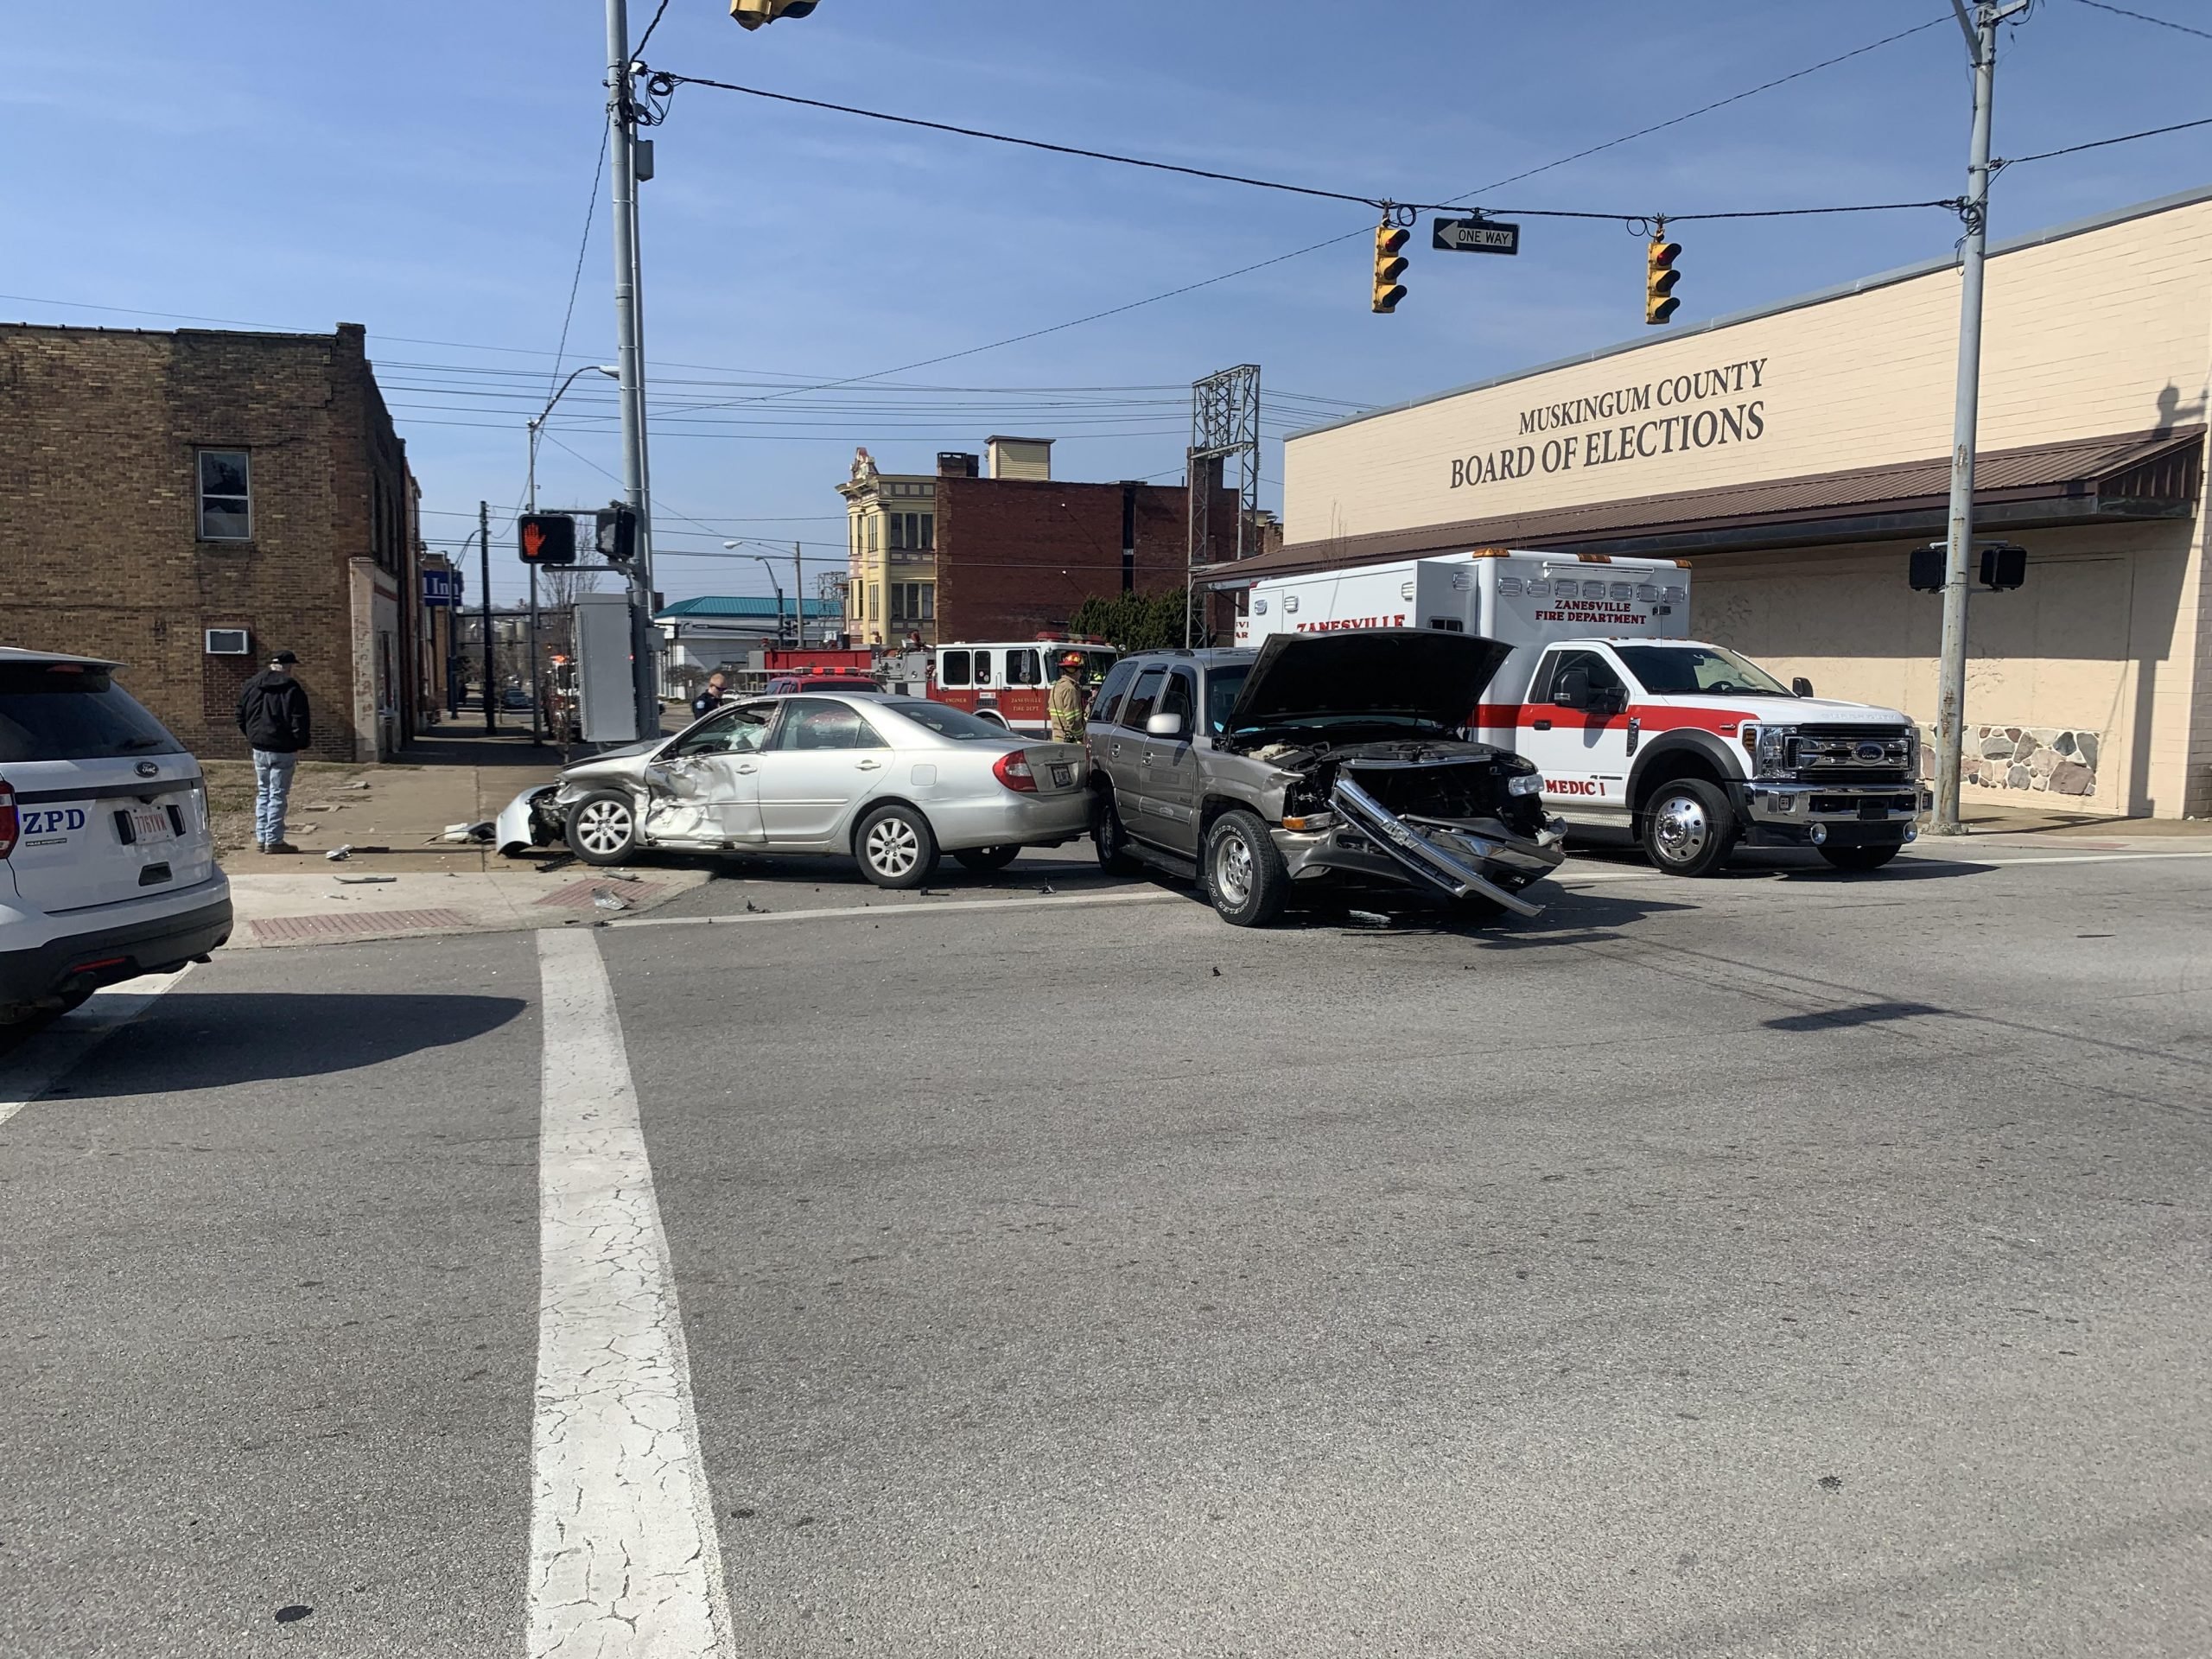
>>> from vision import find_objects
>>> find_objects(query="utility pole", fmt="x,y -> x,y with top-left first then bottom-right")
605,0 -> 658,737
479,499 -> 496,735
795,542 -> 807,645
1932,0 -> 2028,834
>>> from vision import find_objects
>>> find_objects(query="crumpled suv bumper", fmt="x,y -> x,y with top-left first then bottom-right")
1271,775 -> 1568,917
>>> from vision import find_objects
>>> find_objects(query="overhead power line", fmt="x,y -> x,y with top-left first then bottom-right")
1998,113 -> 2212,168
546,127 -> 610,403
2068,0 -> 2212,42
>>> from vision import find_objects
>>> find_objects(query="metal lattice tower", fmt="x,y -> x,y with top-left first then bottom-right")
1185,364 -> 1261,646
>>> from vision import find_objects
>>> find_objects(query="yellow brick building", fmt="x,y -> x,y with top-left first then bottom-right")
838,448 -> 937,647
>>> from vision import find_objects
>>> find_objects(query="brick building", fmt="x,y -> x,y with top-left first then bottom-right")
929,438 -> 1243,641
0,321 -> 416,761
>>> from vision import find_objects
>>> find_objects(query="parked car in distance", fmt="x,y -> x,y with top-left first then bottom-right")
0,650 -> 232,1024
499,688 -> 534,711
1085,630 -> 1567,927
495,693 -> 1088,888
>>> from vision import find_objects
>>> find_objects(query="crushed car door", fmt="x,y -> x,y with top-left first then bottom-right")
753,697 -> 893,844
642,702 -> 773,844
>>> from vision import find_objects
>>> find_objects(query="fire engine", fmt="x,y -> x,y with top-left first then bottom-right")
1236,550 -> 1928,875
931,636 -> 1118,734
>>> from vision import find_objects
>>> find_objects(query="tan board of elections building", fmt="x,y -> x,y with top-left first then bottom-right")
1231,186 -> 2212,819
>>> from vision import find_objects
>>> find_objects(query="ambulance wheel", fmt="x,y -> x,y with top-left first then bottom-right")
1094,795 -> 1137,874
1818,842 -> 1902,873
855,802 -> 939,889
1205,810 -> 1288,928
955,844 -> 1022,874
1640,778 -> 1738,878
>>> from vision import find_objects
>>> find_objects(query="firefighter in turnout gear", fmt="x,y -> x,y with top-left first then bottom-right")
1048,651 -> 1089,743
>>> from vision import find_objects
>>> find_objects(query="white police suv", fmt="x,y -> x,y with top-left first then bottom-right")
0,649 -> 232,1025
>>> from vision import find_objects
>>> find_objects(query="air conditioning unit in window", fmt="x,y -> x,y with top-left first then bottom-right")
205,628 -> 251,656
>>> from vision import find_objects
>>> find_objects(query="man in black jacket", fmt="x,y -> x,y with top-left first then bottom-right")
236,649 -> 311,854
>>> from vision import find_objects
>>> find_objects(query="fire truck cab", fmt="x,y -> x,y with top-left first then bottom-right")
931,637 -> 1118,734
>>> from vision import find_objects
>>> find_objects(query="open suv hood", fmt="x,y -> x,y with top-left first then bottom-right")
1225,628 -> 1511,733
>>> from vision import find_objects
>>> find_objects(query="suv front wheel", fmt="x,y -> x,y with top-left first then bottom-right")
1205,810 -> 1289,927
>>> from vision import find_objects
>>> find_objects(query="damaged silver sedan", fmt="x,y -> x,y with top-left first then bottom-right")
495,693 -> 1089,889
1085,630 -> 1567,926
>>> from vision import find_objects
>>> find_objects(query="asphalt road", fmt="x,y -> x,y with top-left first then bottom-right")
3,842 -> 2209,1656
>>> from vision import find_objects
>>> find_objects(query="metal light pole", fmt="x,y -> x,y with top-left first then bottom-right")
723,543 -> 790,647
528,364 -> 619,745
604,0 -> 658,737
1932,0 -> 2030,834
479,499 -> 497,734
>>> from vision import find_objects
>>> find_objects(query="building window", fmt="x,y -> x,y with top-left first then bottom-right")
865,516 -> 878,553
198,449 -> 251,540
889,512 -> 934,551
889,582 -> 935,622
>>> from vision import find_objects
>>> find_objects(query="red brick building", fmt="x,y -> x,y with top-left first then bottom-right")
931,441 -> 1244,641
0,321 -> 417,760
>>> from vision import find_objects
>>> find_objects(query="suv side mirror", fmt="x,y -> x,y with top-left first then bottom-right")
1553,666 -> 1592,709
1791,676 -> 1815,698
1146,711 -> 1186,738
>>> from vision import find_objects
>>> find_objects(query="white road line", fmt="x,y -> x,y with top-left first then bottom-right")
529,929 -> 730,1659
1553,849 -> 2212,889
0,967 -> 194,1125
609,885 -> 1181,930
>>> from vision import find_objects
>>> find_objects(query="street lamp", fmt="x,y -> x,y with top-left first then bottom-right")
526,365 -> 619,741
722,542 -> 791,649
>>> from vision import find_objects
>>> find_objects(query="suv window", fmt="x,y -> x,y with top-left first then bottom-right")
1090,660 -> 1139,728
668,703 -> 773,757
1205,665 -> 1251,734
774,697 -> 886,751
939,651 -> 971,688
1157,669 -> 1196,732
1122,667 -> 1166,729
1534,648 -> 1625,703
0,664 -> 184,763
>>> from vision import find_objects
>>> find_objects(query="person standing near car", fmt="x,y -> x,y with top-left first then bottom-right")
236,649 -> 310,854
1048,651 -> 1090,744
691,671 -> 729,721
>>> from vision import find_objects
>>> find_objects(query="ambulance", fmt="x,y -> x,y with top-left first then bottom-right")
1236,550 -> 1928,875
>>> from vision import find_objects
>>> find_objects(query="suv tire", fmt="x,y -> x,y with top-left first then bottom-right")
1094,794 -> 1137,874
855,803 -> 939,889
1819,842 -> 1902,874
567,790 -> 642,866
1639,777 -> 1738,878
1205,809 -> 1289,927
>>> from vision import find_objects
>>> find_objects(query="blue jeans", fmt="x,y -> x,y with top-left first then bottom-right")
251,749 -> 297,847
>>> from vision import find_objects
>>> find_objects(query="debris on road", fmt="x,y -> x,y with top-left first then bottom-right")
336,875 -> 397,885
326,846 -> 352,861
591,888 -> 632,912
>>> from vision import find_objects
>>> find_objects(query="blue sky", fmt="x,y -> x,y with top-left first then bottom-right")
3,0 -> 2209,606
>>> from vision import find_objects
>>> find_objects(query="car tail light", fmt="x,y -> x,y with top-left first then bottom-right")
0,778 -> 16,860
992,751 -> 1039,793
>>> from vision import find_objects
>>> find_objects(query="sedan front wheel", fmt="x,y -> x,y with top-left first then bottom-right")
566,791 -> 641,866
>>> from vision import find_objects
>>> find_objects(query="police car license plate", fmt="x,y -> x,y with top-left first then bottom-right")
1051,764 -> 1073,788
128,805 -> 174,842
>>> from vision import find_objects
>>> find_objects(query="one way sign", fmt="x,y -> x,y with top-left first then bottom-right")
1432,217 -> 1521,255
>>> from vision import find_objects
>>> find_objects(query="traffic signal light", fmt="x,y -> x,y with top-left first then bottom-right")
518,513 -> 577,566
1645,236 -> 1681,325
1372,224 -> 1410,315
730,0 -> 817,26
595,504 -> 639,563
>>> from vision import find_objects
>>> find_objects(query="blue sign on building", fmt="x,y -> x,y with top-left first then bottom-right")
423,569 -> 455,607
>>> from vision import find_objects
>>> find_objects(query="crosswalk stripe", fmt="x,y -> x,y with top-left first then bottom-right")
529,929 -> 731,1658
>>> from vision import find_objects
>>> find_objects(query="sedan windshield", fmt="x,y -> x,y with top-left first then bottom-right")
1611,645 -> 1797,697
881,700 -> 1011,741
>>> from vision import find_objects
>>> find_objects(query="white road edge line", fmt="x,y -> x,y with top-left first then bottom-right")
0,967 -> 194,1124
608,885 -> 1182,930
530,929 -> 731,1658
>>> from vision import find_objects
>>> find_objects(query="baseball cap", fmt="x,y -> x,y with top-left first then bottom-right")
270,649 -> 299,664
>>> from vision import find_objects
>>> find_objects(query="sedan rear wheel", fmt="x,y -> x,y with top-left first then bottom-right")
856,803 -> 939,890
566,791 -> 641,866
